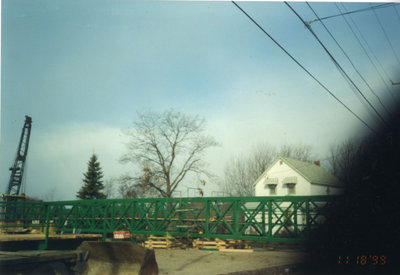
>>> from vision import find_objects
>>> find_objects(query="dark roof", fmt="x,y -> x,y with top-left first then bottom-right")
282,157 -> 341,186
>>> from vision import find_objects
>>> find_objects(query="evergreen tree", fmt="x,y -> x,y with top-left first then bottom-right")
76,154 -> 106,199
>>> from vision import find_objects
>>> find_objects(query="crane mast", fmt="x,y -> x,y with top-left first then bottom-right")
6,116 -> 32,196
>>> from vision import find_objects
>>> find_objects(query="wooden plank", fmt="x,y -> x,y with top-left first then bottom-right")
0,233 -> 102,242
193,241 -> 225,245
219,248 -> 254,253
148,235 -> 174,240
145,238 -> 188,249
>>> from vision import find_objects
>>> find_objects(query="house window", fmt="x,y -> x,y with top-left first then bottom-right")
264,178 -> 278,195
268,185 -> 277,195
287,183 -> 296,195
282,177 -> 297,195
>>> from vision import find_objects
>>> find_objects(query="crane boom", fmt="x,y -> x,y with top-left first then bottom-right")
6,116 -> 32,195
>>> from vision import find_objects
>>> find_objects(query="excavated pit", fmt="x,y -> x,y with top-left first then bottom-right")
77,241 -> 158,275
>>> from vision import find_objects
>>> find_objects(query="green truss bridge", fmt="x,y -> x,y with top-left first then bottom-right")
1,195 -> 337,247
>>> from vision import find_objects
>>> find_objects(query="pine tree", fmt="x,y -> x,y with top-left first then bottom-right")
76,154 -> 106,199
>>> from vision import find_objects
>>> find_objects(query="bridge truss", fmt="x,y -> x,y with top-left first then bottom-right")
1,196 -> 337,245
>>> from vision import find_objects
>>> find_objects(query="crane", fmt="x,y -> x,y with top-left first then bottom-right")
6,115 -> 32,198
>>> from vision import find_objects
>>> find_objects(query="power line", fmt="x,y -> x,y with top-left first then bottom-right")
334,55 -> 381,120
230,1 -> 377,134
306,2 -> 392,117
308,3 -> 397,25
336,3 -> 397,102
370,3 -> 400,66
394,6 -> 400,22
285,2 -> 390,129
340,3 -> 398,93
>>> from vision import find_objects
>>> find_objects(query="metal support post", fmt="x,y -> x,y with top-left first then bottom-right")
205,200 -> 210,235
305,199 -> 310,237
38,203 -> 50,250
261,201 -> 266,235
268,200 -> 272,238
233,200 -> 238,237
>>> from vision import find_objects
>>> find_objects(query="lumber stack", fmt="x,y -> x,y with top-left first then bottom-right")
144,235 -> 189,249
192,238 -> 252,250
192,238 -> 227,250
223,239 -> 251,249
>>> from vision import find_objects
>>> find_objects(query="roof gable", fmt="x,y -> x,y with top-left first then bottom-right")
253,158 -> 281,186
254,157 -> 341,186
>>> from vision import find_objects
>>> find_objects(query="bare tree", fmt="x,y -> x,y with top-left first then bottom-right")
328,139 -> 361,182
223,157 -> 255,196
279,143 -> 313,162
117,173 -> 161,198
223,143 -> 275,196
104,177 -> 117,199
120,110 -> 219,198
222,143 -> 314,196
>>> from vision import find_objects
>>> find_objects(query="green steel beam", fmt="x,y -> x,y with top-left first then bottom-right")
0,196 -> 338,246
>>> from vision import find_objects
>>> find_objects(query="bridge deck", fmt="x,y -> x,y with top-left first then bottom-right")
0,233 -> 102,242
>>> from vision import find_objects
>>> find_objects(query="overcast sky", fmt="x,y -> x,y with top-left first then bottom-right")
1,1 -> 399,200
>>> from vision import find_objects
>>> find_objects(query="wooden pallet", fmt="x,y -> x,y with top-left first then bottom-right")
144,235 -> 189,249
192,238 -> 251,250
192,238 -> 227,250
223,239 -> 251,249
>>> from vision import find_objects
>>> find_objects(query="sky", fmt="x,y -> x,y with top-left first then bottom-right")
1,0 -> 399,200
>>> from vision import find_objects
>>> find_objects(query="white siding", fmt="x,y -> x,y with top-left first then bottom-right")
255,160 -> 311,196
252,159 -> 343,235
310,184 -> 343,195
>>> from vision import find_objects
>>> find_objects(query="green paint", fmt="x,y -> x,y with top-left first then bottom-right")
0,196 -> 337,245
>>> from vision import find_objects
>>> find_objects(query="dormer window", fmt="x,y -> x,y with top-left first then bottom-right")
286,183 -> 296,195
268,185 -> 277,195
282,176 -> 297,195
264,178 -> 278,196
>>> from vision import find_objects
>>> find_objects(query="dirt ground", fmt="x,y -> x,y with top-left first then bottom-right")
154,248 -> 307,275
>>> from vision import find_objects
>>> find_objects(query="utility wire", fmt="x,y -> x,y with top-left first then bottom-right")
308,3 -> 397,24
285,2 -> 390,129
336,3 -> 396,102
340,3 -> 396,93
370,3 -> 400,66
306,2 -> 392,117
231,1 -> 377,134
394,6 -> 400,22
333,55 -> 380,119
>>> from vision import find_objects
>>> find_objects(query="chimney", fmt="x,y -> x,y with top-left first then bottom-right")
314,160 -> 320,166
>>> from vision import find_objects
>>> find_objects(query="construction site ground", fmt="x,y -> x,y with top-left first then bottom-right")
154,247 -> 307,275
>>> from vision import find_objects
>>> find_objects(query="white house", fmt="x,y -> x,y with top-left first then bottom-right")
245,157 -> 343,236
254,157 -> 343,196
